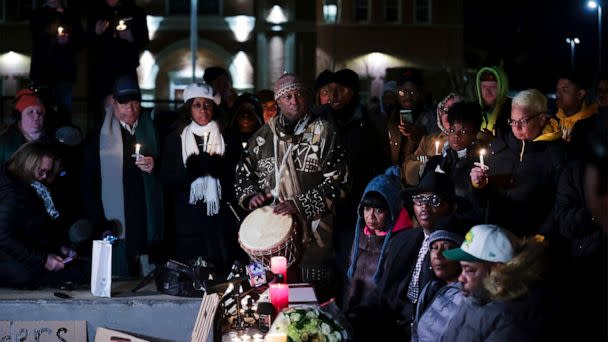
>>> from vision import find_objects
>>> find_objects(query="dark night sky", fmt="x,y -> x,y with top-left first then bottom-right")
464,0 -> 603,93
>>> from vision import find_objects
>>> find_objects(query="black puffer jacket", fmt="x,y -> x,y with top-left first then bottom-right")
0,165 -> 56,268
476,129 -> 567,236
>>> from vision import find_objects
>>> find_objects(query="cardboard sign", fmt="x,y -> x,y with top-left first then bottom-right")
0,321 -> 86,342
191,294 -> 220,342
94,327 -> 149,342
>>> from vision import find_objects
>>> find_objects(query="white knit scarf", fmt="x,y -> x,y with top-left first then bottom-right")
180,120 -> 225,216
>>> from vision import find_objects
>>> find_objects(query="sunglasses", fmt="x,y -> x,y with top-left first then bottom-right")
412,193 -> 442,208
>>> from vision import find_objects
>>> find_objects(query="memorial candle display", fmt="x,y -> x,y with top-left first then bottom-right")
479,148 -> 486,167
270,256 -> 287,283
269,283 -> 288,312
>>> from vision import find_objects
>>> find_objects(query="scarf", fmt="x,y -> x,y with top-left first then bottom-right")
180,120 -> 225,216
556,102 -> 598,142
31,181 -> 59,219
100,105 -> 127,238
436,93 -> 460,135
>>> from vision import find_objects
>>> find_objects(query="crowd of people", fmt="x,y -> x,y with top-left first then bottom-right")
0,0 -> 607,341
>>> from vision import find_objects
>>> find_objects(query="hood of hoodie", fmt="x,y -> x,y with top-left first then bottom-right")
475,66 -> 509,133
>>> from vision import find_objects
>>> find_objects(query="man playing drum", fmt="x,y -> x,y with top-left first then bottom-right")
235,73 -> 349,292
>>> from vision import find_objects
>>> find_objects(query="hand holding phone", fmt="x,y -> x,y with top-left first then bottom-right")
399,109 -> 413,125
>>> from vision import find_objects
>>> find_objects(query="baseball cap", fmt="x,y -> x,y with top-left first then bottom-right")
443,224 -> 516,263
113,75 -> 141,104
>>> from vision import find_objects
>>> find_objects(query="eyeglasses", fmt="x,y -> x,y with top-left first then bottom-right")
448,128 -> 472,137
398,89 -> 416,97
507,113 -> 544,127
412,194 -> 442,208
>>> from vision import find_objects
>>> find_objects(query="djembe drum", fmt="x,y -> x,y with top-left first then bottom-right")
238,206 -> 301,269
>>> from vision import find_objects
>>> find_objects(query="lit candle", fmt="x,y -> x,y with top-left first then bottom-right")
57,26 -> 64,36
435,140 -> 440,155
116,20 -> 127,31
479,148 -> 486,167
269,283 -> 289,312
270,256 -> 287,283
264,333 -> 287,342
135,143 -> 141,160
241,142 -> 247,149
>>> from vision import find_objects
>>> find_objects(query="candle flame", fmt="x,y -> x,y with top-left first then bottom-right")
58,26 -> 64,35
480,148 -> 486,156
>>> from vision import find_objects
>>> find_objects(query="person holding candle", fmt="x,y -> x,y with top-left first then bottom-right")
161,83 -> 240,273
81,75 -> 163,277
29,0 -> 84,125
343,166 -> 413,311
469,89 -> 566,237
403,93 -> 462,186
88,0 -> 149,126
420,101 -> 485,233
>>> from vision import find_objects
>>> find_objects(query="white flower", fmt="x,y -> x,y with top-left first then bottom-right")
321,323 -> 331,335
291,312 -> 302,322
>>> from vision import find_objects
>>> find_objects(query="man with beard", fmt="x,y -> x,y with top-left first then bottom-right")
440,224 -> 554,341
235,74 -> 348,296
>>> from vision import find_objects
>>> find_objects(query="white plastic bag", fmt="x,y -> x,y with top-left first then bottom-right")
91,240 -> 112,297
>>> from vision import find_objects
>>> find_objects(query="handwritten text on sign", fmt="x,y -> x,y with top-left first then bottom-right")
0,321 -> 86,342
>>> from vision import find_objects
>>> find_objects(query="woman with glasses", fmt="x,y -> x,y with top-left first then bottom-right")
403,93 -> 462,186
160,83 -> 236,274
470,89 -> 566,237
0,141 -> 85,288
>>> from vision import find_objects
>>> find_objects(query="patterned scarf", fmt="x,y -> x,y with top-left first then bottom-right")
31,181 -> 59,219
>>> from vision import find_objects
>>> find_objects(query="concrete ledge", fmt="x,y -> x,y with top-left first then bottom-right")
0,282 -> 204,342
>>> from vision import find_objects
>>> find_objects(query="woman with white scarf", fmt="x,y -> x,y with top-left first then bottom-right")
160,83 -> 234,273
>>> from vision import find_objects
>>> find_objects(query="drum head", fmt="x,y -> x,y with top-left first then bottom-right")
239,206 -> 293,251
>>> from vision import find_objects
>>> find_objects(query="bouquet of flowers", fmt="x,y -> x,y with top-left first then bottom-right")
268,306 -> 350,342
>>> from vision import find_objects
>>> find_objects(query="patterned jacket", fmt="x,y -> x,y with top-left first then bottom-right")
235,113 -> 348,221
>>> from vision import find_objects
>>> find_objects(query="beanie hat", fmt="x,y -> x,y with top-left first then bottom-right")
428,230 -> 464,247
443,224 -> 517,263
15,89 -> 44,113
183,83 -> 221,105
334,69 -> 360,94
273,73 -> 306,100
315,70 -> 335,91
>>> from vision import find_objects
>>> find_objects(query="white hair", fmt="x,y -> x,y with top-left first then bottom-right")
512,89 -> 548,114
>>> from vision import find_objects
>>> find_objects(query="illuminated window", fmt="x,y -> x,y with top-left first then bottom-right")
354,0 -> 369,22
167,0 -> 221,16
385,0 -> 399,22
414,0 -> 431,24
323,0 -> 339,24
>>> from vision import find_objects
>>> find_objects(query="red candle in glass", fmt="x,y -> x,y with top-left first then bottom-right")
269,283 -> 289,312
270,256 -> 287,283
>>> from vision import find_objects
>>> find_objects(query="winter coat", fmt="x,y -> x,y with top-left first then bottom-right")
0,123 -> 50,164
475,123 -> 567,236
0,165 -> 63,269
412,282 -> 464,342
343,166 -> 413,311
553,160 -> 606,260
160,123 -> 236,271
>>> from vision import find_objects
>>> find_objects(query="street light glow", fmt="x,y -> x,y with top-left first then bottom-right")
588,0 -> 598,9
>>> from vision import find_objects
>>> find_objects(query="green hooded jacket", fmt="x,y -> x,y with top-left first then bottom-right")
475,66 -> 509,134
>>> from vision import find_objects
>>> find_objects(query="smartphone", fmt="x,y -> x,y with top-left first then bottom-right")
399,109 -> 413,125
63,256 -> 74,264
